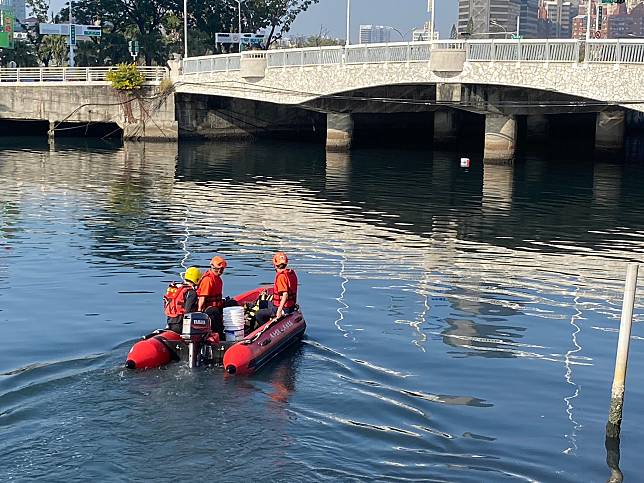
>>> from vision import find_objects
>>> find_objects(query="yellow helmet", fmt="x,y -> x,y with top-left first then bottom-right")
184,267 -> 202,284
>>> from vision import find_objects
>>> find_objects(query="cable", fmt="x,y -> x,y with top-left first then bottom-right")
176,78 -> 644,110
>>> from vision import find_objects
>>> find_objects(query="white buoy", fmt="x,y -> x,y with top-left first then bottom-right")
460,157 -> 471,168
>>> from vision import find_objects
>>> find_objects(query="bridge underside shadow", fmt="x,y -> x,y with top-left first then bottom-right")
176,82 -> 639,162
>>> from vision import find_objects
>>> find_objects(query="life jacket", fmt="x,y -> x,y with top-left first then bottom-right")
198,270 -> 224,309
273,269 -> 298,308
164,283 -> 193,318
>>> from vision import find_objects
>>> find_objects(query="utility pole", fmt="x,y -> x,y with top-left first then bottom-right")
68,0 -> 75,67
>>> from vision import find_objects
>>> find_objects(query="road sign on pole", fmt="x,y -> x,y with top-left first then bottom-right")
0,8 -> 15,49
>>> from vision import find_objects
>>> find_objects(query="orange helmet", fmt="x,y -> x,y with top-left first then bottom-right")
272,251 -> 288,267
210,256 -> 227,269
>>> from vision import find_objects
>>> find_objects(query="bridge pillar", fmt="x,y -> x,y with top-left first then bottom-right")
526,114 -> 548,143
433,110 -> 459,146
326,113 -> 353,152
484,114 -> 517,164
595,110 -> 625,151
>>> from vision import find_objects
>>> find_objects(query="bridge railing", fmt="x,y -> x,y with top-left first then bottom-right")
181,39 -> 644,75
0,66 -> 168,83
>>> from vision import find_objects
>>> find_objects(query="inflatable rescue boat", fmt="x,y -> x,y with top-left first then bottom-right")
125,287 -> 306,375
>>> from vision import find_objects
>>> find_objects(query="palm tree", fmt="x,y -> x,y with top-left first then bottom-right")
39,35 -> 69,66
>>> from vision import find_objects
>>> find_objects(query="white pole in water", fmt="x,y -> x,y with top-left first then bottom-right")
606,263 -> 639,438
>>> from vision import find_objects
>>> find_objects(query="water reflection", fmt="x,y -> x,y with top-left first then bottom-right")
2,137 -> 644,481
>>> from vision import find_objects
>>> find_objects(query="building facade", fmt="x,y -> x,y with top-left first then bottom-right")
358,25 -> 393,44
458,0 -> 523,37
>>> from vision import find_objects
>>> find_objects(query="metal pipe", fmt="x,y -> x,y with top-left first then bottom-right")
606,263 -> 639,438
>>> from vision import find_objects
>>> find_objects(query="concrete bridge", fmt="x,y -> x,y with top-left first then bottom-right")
1,39 -> 643,161
176,39 -> 644,162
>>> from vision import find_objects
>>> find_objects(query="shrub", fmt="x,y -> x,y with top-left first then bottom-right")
106,63 -> 146,91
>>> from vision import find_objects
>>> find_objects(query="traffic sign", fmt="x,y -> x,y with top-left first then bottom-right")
215,32 -> 265,45
69,24 -> 76,46
511,34 -> 523,40
0,8 -> 15,49
39,23 -> 102,38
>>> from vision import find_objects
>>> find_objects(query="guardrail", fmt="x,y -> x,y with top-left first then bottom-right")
0,66 -> 168,83
182,39 -> 644,76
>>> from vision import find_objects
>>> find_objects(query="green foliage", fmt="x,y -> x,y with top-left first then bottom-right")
0,40 -> 39,67
292,34 -> 342,48
39,35 -> 68,66
244,0 -> 321,49
106,63 -> 146,90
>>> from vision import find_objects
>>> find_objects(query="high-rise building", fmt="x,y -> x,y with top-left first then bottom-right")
605,3 -> 644,38
519,0 -> 540,38
542,0 -> 574,37
11,0 -> 25,22
358,25 -> 393,44
458,0 -> 522,38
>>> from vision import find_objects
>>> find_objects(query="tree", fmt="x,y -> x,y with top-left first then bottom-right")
243,0 -> 320,49
73,0 -> 182,65
39,35 -> 68,66
466,17 -> 474,36
450,24 -> 458,40
0,40 -> 39,67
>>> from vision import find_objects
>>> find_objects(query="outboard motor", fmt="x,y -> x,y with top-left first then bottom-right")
181,312 -> 210,368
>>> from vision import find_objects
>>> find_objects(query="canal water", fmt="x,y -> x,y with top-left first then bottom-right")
1,137 -> 643,481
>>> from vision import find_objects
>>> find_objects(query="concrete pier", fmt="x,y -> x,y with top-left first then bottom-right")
526,114 -> 548,143
596,110 -> 625,151
484,114 -> 517,164
326,113 -> 354,152
433,110 -> 459,146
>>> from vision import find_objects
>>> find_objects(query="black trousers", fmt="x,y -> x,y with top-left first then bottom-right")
205,299 -> 239,337
256,304 -> 295,327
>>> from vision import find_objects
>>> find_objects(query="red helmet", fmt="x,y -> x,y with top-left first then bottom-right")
210,256 -> 227,269
272,252 -> 288,267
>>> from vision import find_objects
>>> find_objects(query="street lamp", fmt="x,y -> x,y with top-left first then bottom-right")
428,0 -> 435,42
490,19 -> 508,39
345,0 -> 350,47
235,0 -> 242,52
183,0 -> 188,57
390,27 -> 405,42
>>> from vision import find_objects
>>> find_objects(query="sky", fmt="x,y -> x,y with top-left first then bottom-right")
47,0 -> 458,42
290,0 -> 458,42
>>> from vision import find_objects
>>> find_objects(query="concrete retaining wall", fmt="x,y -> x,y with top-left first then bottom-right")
0,85 -> 177,140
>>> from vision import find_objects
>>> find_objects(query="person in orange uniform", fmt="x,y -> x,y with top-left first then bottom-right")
163,266 -> 201,334
197,255 -> 234,337
256,252 -> 298,326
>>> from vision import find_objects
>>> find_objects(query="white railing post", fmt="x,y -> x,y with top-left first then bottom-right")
406,42 -> 411,66
491,40 -> 496,62
39,68 -> 43,82
16,68 -> 21,83
517,38 -> 522,62
616,39 -> 621,65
